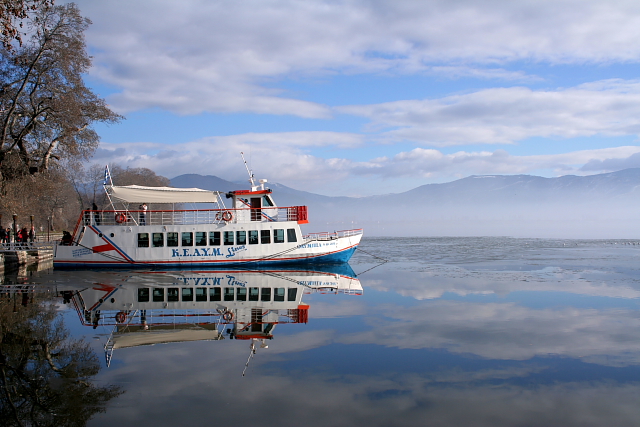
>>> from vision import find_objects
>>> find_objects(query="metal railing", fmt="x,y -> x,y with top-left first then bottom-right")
77,206 -> 308,228
304,228 -> 363,241
0,241 -> 55,252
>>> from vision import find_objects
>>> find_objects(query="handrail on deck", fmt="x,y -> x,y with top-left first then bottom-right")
73,206 -> 308,234
304,228 -> 363,241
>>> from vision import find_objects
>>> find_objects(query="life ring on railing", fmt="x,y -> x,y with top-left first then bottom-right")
222,311 -> 234,321
221,211 -> 233,222
115,311 -> 127,323
115,213 -> 126,224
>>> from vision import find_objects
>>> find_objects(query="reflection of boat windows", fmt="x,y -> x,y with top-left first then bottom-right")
287,288 -> 297,301
195,232 -> 207,246
138,288 -> 150,302
182,232 -> 193,246
210,288 -> 221,301
274,229 -> 284,243
249,287 -> 259,301
167,232 -> 178,247
223,231 -> 234,245
287,228 -> 297,242
249,230 -> 259,245
236,230 -> 247,245
209,231 -> 220,246
224,288 -> 235,301
167,288 -> 179,302
152,232 -> 164,247
195,288 -> 207,302
260,230 -> 271,244
261,288 -> 271,301
137,233 -> 150,247
274,288 -> 285,301
237,288 -> 247,301
153,288 -> 164,302
182,288 -> 193,301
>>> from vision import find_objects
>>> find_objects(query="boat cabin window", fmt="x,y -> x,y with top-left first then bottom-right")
287,229 -> 297,243
249,230 -> 259,245
249,287 -> 259,301
261,288 -> 271,301
209,231 -> 221,246
210,288 -> 221,301
274,287 -> 285,301
236,230 -> 247,245
224,231 -> 234,245
152,233 -> 164,247
167,288 -> 179,302
237,288 -> 247,301
196,288 -> 207,302
137,233 -> 150,247
182,288 -> 193,301
182,232 -> 193,246
262,195 -> 274,207
260,230 -> 271,244
195,232 -> 207,246
153,288 -> 165,302
287,288 -> 297,301
224,288 -> 234,301
274,229 -> 284,243
167,232 -> 179,247
138,288 -> 150,302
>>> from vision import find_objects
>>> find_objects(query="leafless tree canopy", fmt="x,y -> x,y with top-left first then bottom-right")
0,3 -> 122,185
0,0 -> 55,50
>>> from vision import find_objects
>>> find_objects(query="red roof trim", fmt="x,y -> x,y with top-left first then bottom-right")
231,189 -> 272,195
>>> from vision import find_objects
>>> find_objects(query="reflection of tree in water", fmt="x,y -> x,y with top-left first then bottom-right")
0,290 -> 123,426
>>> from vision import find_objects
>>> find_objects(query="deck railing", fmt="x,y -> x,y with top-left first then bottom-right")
77,206 -> 308,228
304,228 -> 364,241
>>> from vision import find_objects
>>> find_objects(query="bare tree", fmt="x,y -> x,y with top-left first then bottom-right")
0,0 -> 55,50
0,3 -> 122,188
109,164 -> 171,187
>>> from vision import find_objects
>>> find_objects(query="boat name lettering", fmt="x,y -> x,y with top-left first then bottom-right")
225,275 -> 247,287
72,248 -> 93,257
171,248 -> 223,257
299,281 -> 339,287
180,277 -> 223,286
299,242 -> 338,249
226,245 -> 247,258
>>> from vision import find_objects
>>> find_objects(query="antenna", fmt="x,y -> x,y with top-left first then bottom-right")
240,152 -> 256,189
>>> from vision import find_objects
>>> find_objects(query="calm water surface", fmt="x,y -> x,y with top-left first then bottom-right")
4,236 -> 640,426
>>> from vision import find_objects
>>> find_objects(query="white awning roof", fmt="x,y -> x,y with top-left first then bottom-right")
107,185 -> 222,204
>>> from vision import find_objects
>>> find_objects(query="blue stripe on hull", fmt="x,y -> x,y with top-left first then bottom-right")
54,246 -> 358,270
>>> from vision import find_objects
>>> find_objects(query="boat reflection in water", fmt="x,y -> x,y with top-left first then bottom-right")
53,264 -> 362,369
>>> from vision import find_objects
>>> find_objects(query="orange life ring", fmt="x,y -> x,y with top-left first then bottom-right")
221,211 -> 233,222
222,311 -> 234,321
115,311 -> 127,323
115,213 -> 126,224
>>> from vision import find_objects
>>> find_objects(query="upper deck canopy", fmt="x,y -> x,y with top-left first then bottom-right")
107,185 -> 222,204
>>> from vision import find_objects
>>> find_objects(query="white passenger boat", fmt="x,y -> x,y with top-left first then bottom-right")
53,164 -> 363,269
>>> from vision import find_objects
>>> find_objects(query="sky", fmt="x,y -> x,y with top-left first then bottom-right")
66,0 -> 640,196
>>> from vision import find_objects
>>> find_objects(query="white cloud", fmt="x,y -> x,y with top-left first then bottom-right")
339,80 -> 640,146
94,135 -> 640,195
75,0 -> 640,116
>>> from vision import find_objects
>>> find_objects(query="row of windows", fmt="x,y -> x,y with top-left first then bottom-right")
137,287 -> 298,303
137,229 -> 297,248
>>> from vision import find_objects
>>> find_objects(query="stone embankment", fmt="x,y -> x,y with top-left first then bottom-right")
1,242 -> 55,274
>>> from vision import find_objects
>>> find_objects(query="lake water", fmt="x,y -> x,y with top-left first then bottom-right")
4,236 -> 640,426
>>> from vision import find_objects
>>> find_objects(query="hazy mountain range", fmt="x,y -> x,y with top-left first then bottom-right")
171,169 -> 640,239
